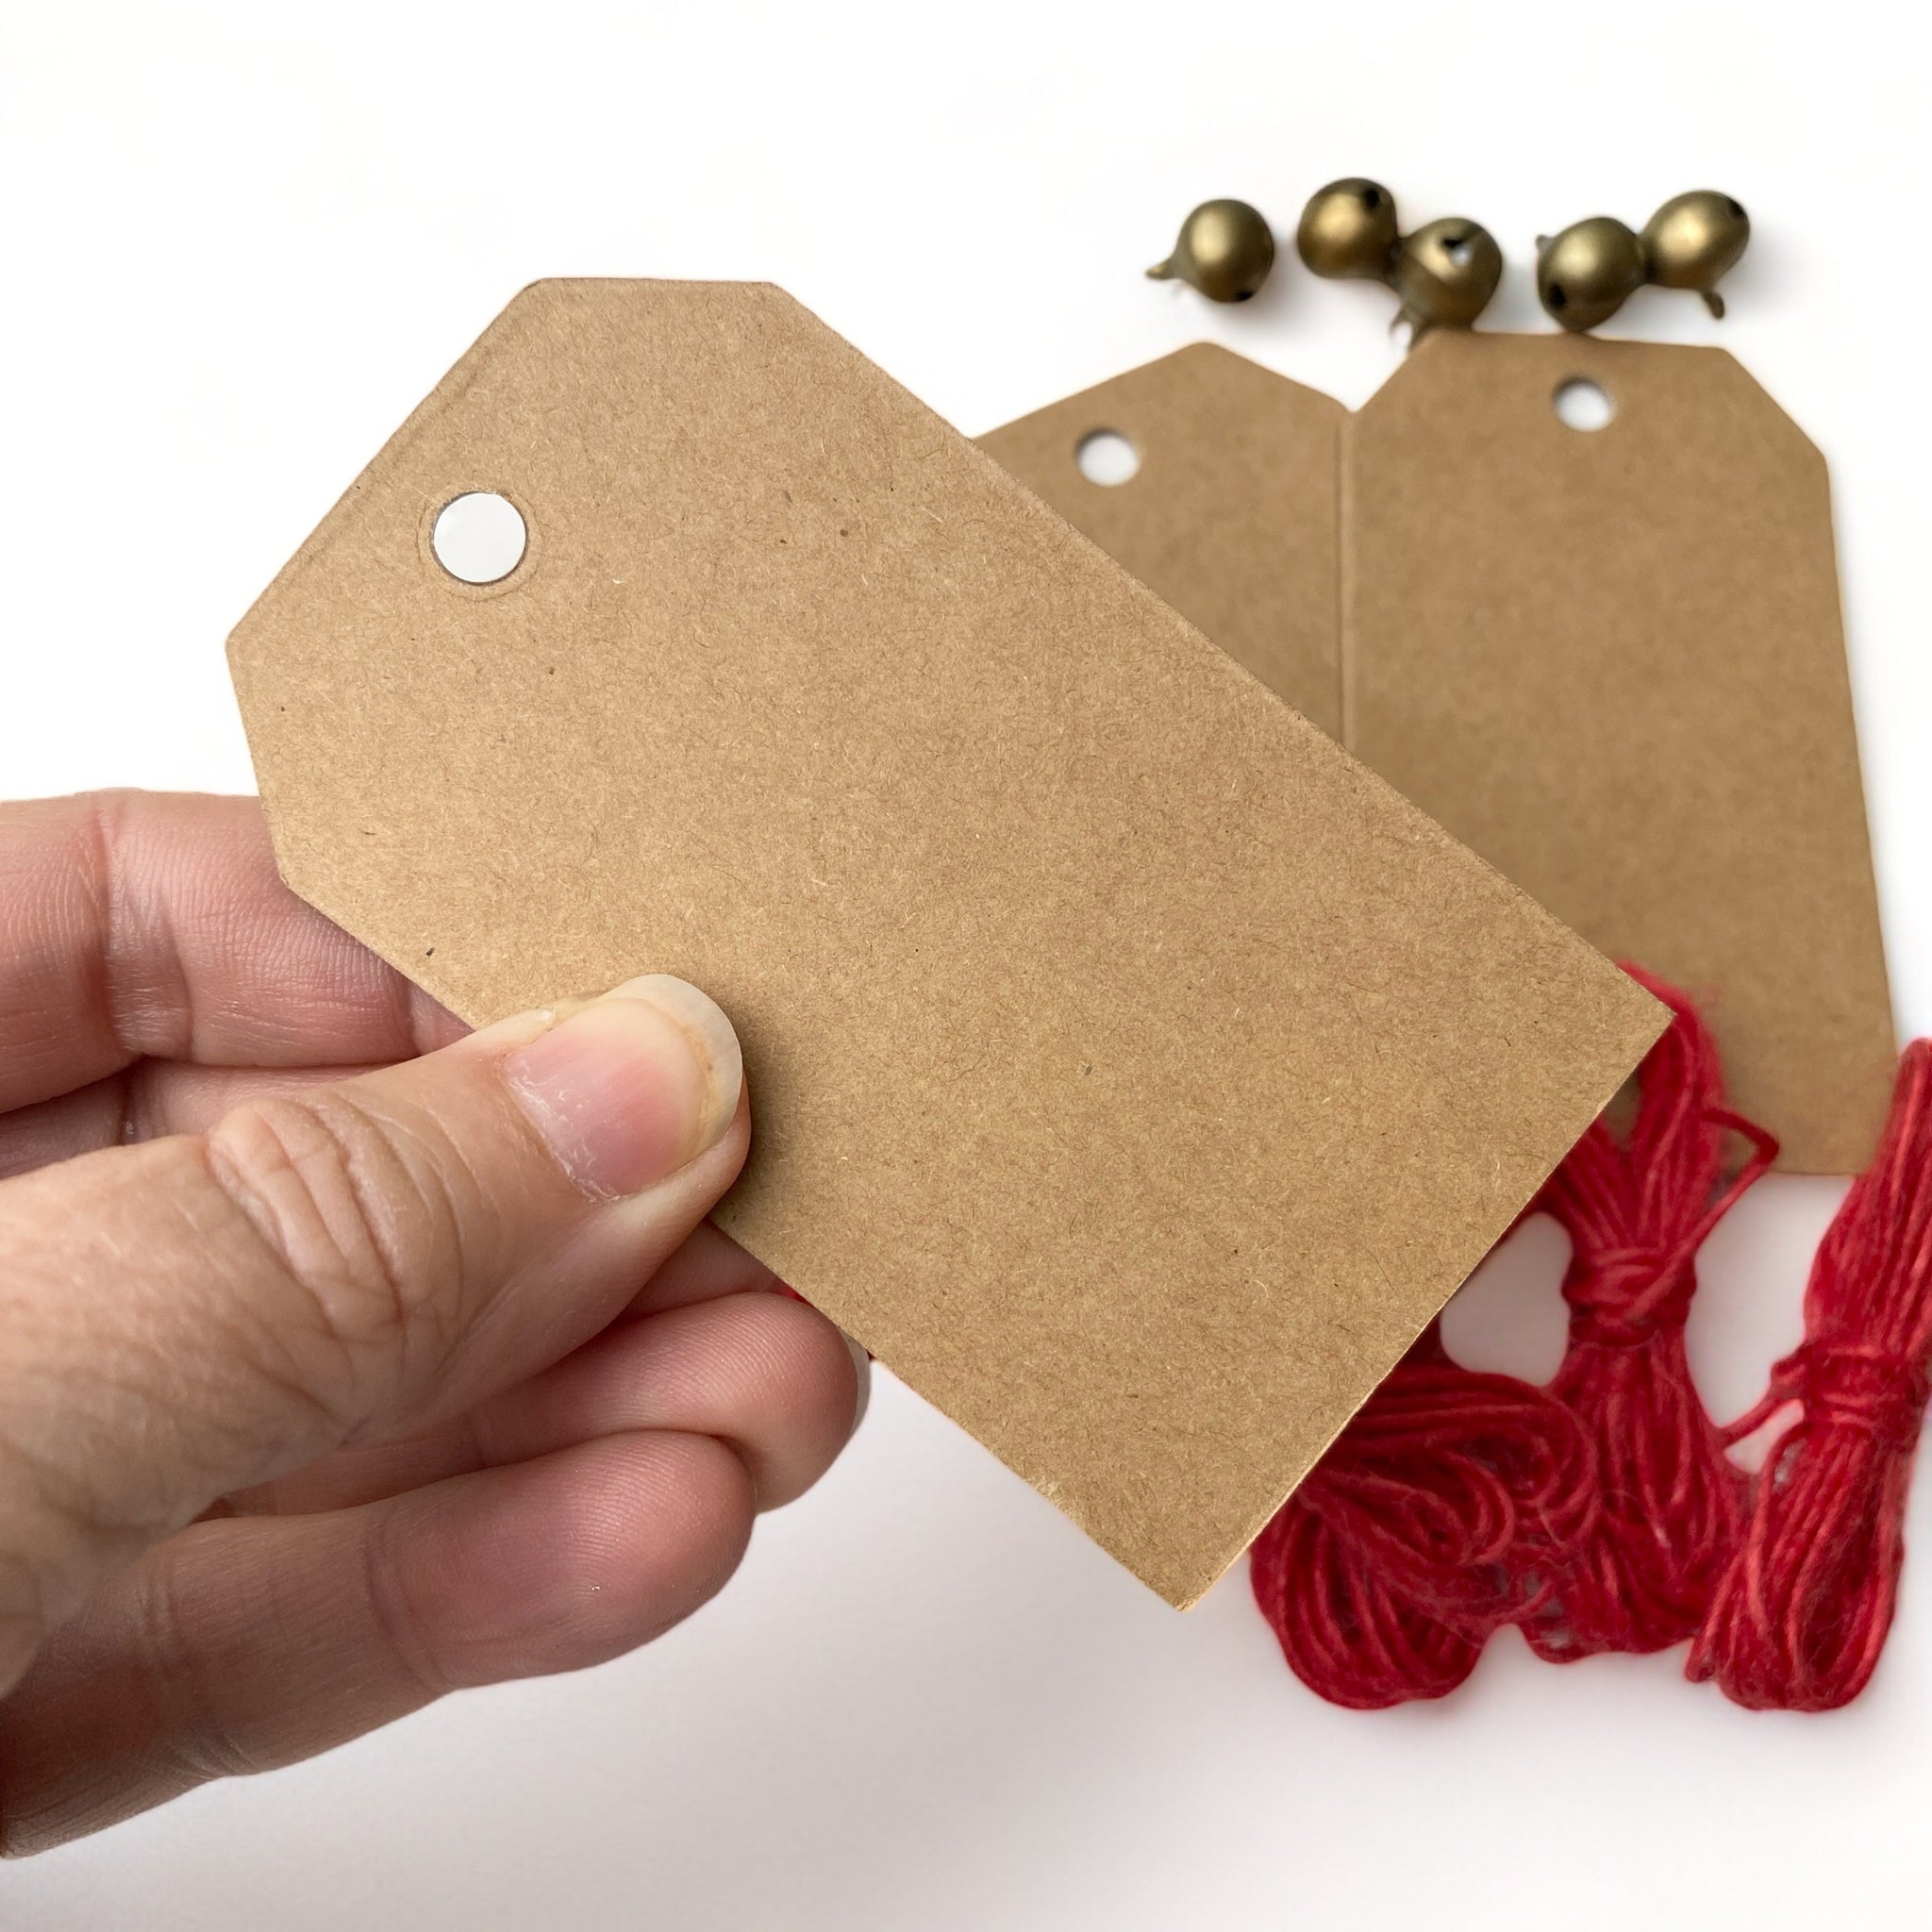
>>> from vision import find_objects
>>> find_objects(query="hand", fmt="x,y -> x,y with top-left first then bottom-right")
0,792 -> 866,1855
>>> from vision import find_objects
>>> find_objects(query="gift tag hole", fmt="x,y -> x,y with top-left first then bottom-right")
1553,378 -> 1614,432
432,491 -> 528,584
1075,430 -> 1141,487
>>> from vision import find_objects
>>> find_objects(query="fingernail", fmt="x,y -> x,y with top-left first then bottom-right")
844,1332 -> 873,1432
505,975 -> 742,1196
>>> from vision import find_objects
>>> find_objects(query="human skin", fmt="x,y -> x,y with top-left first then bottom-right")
0,791 -> 866,1855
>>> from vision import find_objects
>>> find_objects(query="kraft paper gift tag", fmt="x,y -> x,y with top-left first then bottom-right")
986,334 -> 1893,1174
978,343 -> 1346,736
229,280 -> 1660,1606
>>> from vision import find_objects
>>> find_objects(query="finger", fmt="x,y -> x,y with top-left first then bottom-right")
0,1062 -> 382,1181
0,972 -> 752,1695
615,1214 -> 788,1318
0,1429 -> 753,1856
225,1286 -> 865,1517
215,1218 -> 806,1515
479,1293 -> 865,1508
0,791 -> 466,1115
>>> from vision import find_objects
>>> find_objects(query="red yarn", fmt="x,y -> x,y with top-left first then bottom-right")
1521,970 -> 1778,1661
1248,970 -> 1932,1715
1250,1323 -> 1596,1708
1689,1041 -> 1932,1710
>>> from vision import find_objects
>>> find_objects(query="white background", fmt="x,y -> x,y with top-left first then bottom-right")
2,4 -> 1928,1926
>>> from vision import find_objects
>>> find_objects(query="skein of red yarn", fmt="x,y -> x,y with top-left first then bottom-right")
1251,970 -> 1932,1714
1689,1041 -> 1932,1710
1249,1323 -> 1595,1708
1519,970 -> 1778,1662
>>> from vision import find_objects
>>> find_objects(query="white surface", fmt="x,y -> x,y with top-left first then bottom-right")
2,3 -> 1929,1925
430,491 -> 528,585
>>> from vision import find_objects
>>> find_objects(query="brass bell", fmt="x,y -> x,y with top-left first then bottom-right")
1536,217 -> 1647,333
1295,179 -> 1502,341
1295,177 -> 1400,281
1391,218 -> 1504,338
1147,200 -> 1276,304
1642,191 -> 1751,318
1538,192 -> 1749,331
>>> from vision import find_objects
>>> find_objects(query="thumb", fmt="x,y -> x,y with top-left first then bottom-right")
0,974 -> 748,1691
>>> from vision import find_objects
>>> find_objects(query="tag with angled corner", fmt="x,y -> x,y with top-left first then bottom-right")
228,281 -> 1659,1607
984,335 -> 1893,1174
979,343 -> 1346,737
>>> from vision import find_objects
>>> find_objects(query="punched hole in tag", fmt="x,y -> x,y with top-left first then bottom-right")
432,491 -> 528,583
1553,378 -> 1615,432
1075,429 -> 1141,486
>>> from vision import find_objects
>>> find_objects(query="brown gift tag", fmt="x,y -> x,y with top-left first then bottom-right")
986,335 -> 1894,1174
229,281 -> 1660,1606
978,344 -> 1346,736
1349,333 -> 1892,1176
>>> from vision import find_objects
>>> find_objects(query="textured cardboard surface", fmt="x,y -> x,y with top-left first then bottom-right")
229,281 -> 1661,1606
1349,332 -> 1893,1175
985,336 -> 1894,1174
977,345 -> 1346,736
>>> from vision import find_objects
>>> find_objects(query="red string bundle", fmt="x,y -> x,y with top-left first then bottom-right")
1249,1323 -> 1595,1707
1523,972 -> 1777,1660
1689,1041 -> 1932,1709
1252,965 -> 1932,1715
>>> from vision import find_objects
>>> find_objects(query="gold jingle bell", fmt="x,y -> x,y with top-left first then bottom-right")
1642,191 -> 1751,318
1538,192 -> 1750,331
1147,200 -> 1276,303
1295,178 -> 1400,281
1536,216 -> 1647,333
1295,178 -> 1503,341
1391,218 -> 1504,338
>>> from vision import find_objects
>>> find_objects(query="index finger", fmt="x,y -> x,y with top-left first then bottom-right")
0,791 -> 464,1113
